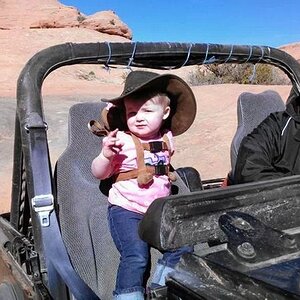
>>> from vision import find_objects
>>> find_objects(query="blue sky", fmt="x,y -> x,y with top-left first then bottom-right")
60,0 -> 300,47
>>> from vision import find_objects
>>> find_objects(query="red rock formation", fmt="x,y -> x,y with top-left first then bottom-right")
81,11 -> 132,39
0,0 -> 132,39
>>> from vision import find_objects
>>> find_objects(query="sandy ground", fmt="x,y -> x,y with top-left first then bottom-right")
0,73 -> 291,213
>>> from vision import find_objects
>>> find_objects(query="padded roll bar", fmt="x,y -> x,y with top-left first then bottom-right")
17,42 -> 300,128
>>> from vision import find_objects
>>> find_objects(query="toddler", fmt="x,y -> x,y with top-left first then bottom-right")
91,70 -> 196,299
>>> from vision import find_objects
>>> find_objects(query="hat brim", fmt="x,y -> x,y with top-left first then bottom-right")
102,73 -> 196,136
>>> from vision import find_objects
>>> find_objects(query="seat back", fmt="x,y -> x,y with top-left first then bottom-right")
230,90 -> 285,177
56,102 -> 119,298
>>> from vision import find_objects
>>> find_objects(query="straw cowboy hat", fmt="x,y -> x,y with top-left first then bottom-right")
102,70 -> 197,136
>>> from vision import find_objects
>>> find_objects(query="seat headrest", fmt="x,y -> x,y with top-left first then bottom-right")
230,90 -> 285,177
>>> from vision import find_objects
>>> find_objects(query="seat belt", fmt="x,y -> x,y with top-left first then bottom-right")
26,123 -> 99,300
32,194 -> 100,300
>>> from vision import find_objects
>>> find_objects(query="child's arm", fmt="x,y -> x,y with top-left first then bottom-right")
91,129 -> 124,179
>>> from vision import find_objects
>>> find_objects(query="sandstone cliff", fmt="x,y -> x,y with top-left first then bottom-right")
0,0 -> 132,39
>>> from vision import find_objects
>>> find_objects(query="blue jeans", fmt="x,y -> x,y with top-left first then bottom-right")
108,205 -> 193,297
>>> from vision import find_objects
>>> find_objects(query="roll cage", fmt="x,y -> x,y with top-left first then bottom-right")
3,42 -> 300,299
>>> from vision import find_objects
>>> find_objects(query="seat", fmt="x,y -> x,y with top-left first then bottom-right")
56,102 -> 118,298
230,90 -> 285,180
55,101 -> 200,298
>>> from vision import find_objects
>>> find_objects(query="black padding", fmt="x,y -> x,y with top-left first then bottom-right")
139,169 -> 195,251
56,102 -> 119,298
140,175 -> 300,250
176,167 -> 203,192
230,90 -> 285,176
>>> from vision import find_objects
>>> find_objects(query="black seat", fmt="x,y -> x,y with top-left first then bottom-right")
55,102 -> 199,297
230,90 -> 285,179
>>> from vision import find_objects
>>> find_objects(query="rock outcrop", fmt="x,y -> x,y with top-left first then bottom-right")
80,11 -> 131,39
0,0 -> 132,39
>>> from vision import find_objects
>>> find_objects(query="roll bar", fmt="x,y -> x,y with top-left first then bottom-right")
17,42 -> 300,127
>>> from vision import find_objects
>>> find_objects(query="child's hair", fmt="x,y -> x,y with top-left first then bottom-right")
127,89 -> 171,109
150,93 -> 170,108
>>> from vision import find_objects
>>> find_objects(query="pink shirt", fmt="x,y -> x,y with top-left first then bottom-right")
107,130 -> 174,214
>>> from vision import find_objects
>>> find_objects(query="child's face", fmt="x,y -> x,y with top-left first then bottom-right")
124,96 -> 170,139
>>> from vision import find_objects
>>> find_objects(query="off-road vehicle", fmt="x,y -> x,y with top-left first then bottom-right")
1,42 -> 300,299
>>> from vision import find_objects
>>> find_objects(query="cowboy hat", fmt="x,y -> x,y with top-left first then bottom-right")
102,70 -> 197,136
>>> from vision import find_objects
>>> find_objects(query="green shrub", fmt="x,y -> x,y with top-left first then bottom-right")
188,63 -> 290,86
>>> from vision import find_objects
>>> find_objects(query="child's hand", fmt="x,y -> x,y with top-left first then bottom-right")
101,129 -> 124,159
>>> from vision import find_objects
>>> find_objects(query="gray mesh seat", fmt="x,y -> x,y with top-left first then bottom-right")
56,102 -> 119,298
230,90 -> 285,178
55,102 -> 194,298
